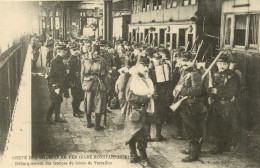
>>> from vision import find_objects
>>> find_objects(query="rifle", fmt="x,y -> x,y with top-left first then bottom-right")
170,50 -> 224,112
190,36 -> 199,51
185,41 -> 190,52
202,50 -> 224,80
192,40 -> 204,65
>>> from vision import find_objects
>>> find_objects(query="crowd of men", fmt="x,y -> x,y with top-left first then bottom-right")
31,34 -> 241,168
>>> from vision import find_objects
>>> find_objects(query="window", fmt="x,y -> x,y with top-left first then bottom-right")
158,0 -> 162,9
145,29 -> 149,43
187,34 -> 193,50
142,0 -> 146,11
179,29 -> 186,47
191,0 -> 196,5
223,13 -> 259,50
133,29 -> 136,41
137,33 -> 140,43
166,0 -> 172,8
133,0 -> 137,13
224,17 -> 232,45
249,14 -> 259,49
234,15 -> 246,46
172,33 -> 177,49
172,0 -> 177,7
141,32 -> 144,42
183,0 -> 190,6
146,0 -> 150,11
159,29 -> 165,45
166,33 -> 170,43
153,0 -> 157,10
129,32 -> 132,41
154,33 -> 158,46
150,33 -> 153,44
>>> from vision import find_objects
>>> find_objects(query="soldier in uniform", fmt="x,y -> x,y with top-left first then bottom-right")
46,44 -> 68,124
116,56 -> 154,168
31,36 -> 41,69
45,35 -> 55,67
173,51 -> 205,162
208,54 -> 238,154
146,49 -> 172,142
68,43 -> 85,118
81,45 -> 110,131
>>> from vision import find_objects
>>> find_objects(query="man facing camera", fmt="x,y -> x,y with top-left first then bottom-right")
46,44 -> 68,124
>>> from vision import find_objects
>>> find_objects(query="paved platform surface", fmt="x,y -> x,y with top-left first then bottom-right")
31,47 -> 260,168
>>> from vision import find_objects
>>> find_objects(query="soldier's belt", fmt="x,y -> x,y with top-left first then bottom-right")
179,95 -> 197,99
215,98 -> 232,103
84,73 -> 101,77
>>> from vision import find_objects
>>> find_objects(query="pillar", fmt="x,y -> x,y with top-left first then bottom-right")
103,0 -> 112,41
52,6 -> 56,39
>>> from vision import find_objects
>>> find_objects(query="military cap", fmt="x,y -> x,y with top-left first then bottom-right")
124,41 -> 131,46
137,56 -> 150,65
217,54 -> 229,63
55,44 -> 67,50
99,40 -> 107,46
69,43 -> 79,50
161,49 -> 170,59
181,51 -> 193,60
85,39 -> 92,44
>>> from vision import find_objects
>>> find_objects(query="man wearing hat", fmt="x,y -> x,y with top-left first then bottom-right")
67,43 -> 85,118
116,56 -> 154,168
46,44 -> 68,124
45,35 -> 55,67
173,51 -> 205,162
81,44 -> 110,131
208,54 -> 238,154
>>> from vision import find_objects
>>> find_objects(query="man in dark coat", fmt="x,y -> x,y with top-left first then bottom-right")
68,43 -> 85,118
173,51 -> 205,162
208,54 -> 239,154
46,44 -> 68,124
45,35 -> 55,67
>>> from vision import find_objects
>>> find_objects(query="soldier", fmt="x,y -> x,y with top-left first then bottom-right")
116,56 -> 154,168
68,43 -> 85,118
45,35 -> 55,67
208,54 -> 238,154
31,36 -> 41,69
81,39 -> 92,56
173,51 -> 205,162
46,44 -> 68,124
146,49 -> 172,142
81,45 -> 110,131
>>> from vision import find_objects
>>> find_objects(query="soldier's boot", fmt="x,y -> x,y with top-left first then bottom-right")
72,102 -> 83,118
74,100 -> 84,114
95,113 -> 105,131
180,149 -> 190,155
155,123 -> 165,142
182,143 -> 198,162
46,104 -> 55,124
54,103 -> 66,123
129,141 -> 139,163
86,114 -> 95,128
146,124 -> 152,142
139,149 -> 153,168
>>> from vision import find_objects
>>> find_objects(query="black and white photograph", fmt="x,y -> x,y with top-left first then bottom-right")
0,0 -> 260,167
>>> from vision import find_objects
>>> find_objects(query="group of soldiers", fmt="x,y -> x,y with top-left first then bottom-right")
31,34 -> 241,168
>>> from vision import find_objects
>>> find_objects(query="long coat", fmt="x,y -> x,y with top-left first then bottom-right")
81,56 -> 110,114
116,68 -> 154,145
